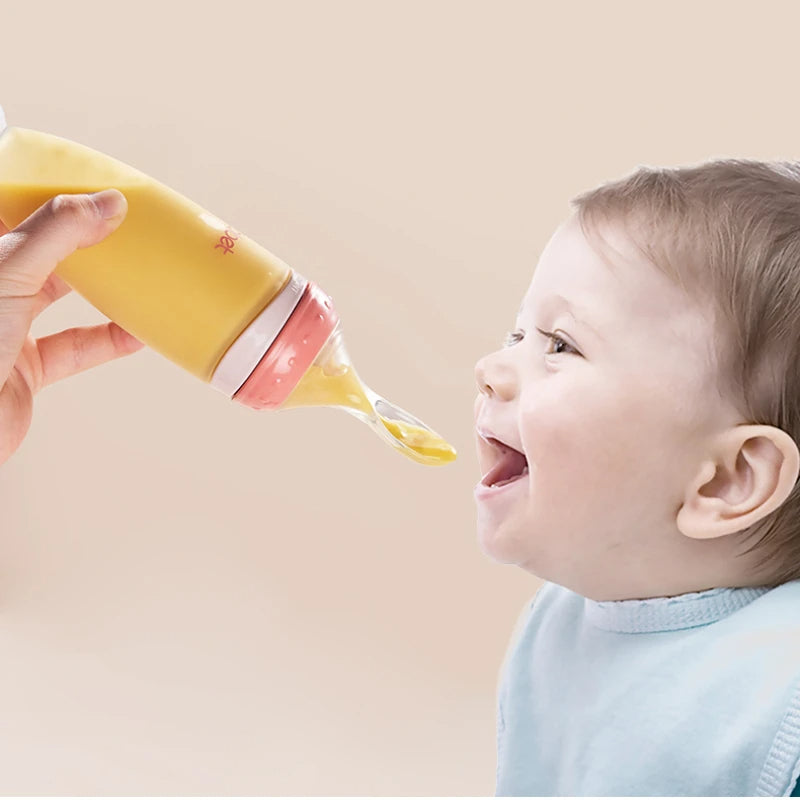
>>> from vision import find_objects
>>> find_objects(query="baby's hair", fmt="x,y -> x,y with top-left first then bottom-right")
571,159 -> 800,586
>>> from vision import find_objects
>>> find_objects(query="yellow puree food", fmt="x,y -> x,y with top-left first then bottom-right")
283,364 -> 457,465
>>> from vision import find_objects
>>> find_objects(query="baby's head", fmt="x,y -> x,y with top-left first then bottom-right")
474,159 -> 800,601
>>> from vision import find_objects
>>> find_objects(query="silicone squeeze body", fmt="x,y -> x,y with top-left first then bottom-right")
0,108 -> 455,465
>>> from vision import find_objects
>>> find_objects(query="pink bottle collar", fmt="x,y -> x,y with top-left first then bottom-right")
233,281 -> 339,411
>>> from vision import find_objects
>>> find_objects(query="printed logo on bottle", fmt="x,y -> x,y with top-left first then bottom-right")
215,227 -> 242,255
199,213 -> 243,257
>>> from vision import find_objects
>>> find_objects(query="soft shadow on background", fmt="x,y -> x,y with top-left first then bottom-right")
1,0 -> 799,794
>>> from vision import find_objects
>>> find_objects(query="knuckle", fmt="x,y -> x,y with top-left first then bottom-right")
68,327 -> 88,369
49,193 -> 97,225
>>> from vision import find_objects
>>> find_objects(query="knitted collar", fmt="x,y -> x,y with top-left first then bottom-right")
583,585 -> 772,633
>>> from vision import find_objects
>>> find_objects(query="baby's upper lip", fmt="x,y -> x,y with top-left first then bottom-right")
475,423 -> 519,452
476,425 -> 500,445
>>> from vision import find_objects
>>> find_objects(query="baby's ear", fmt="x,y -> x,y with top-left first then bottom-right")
676,425 -> 800,540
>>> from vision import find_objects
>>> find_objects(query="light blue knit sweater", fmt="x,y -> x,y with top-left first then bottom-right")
496,580 -> 800,796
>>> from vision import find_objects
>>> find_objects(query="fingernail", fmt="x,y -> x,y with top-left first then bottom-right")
89,189 -> 127,220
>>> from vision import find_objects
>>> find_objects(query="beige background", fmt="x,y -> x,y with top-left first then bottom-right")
1,0 -> 799,794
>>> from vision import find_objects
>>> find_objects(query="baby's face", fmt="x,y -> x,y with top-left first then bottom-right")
474,214 -> 730,599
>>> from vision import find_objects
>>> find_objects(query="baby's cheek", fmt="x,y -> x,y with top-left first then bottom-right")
522,398 -> 649,495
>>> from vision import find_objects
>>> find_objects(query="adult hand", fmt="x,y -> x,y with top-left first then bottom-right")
0,190 -> 144,465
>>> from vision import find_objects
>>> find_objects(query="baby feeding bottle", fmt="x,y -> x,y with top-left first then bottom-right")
0,106 -> 455,466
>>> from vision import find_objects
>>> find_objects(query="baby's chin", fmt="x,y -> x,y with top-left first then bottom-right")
476,512 -> 538,567
475,511 -> 573,588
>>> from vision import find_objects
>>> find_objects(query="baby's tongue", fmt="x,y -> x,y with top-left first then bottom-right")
486,446 -> 528,487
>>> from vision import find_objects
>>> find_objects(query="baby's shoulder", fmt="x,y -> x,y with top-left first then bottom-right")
718,580 -> 800,659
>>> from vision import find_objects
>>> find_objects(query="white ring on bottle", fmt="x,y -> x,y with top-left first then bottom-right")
210,271 -> 308,397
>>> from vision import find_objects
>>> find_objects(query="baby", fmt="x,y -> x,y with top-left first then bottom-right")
474,159 -> 800,796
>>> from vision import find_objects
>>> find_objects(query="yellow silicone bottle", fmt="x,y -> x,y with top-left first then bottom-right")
0,107 -> 455,466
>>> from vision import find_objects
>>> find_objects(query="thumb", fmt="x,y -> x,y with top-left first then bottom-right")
0,189 -> 127,295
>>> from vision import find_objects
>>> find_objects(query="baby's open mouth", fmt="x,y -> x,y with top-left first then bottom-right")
481,437 -> 529,488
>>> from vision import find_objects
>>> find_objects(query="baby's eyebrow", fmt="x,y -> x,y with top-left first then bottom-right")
521,293 -> 605,342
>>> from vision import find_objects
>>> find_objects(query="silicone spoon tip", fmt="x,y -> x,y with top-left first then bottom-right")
371,396 -> 457,466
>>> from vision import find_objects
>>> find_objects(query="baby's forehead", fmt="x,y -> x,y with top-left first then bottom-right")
523,222 -> 657,310
521,219 -> 713,346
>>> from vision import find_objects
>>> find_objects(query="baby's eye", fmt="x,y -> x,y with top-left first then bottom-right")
536,328 -> 579,356
503,329 -> 525,347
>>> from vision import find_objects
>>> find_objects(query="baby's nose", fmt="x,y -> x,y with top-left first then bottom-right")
474,351 -> 517,401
